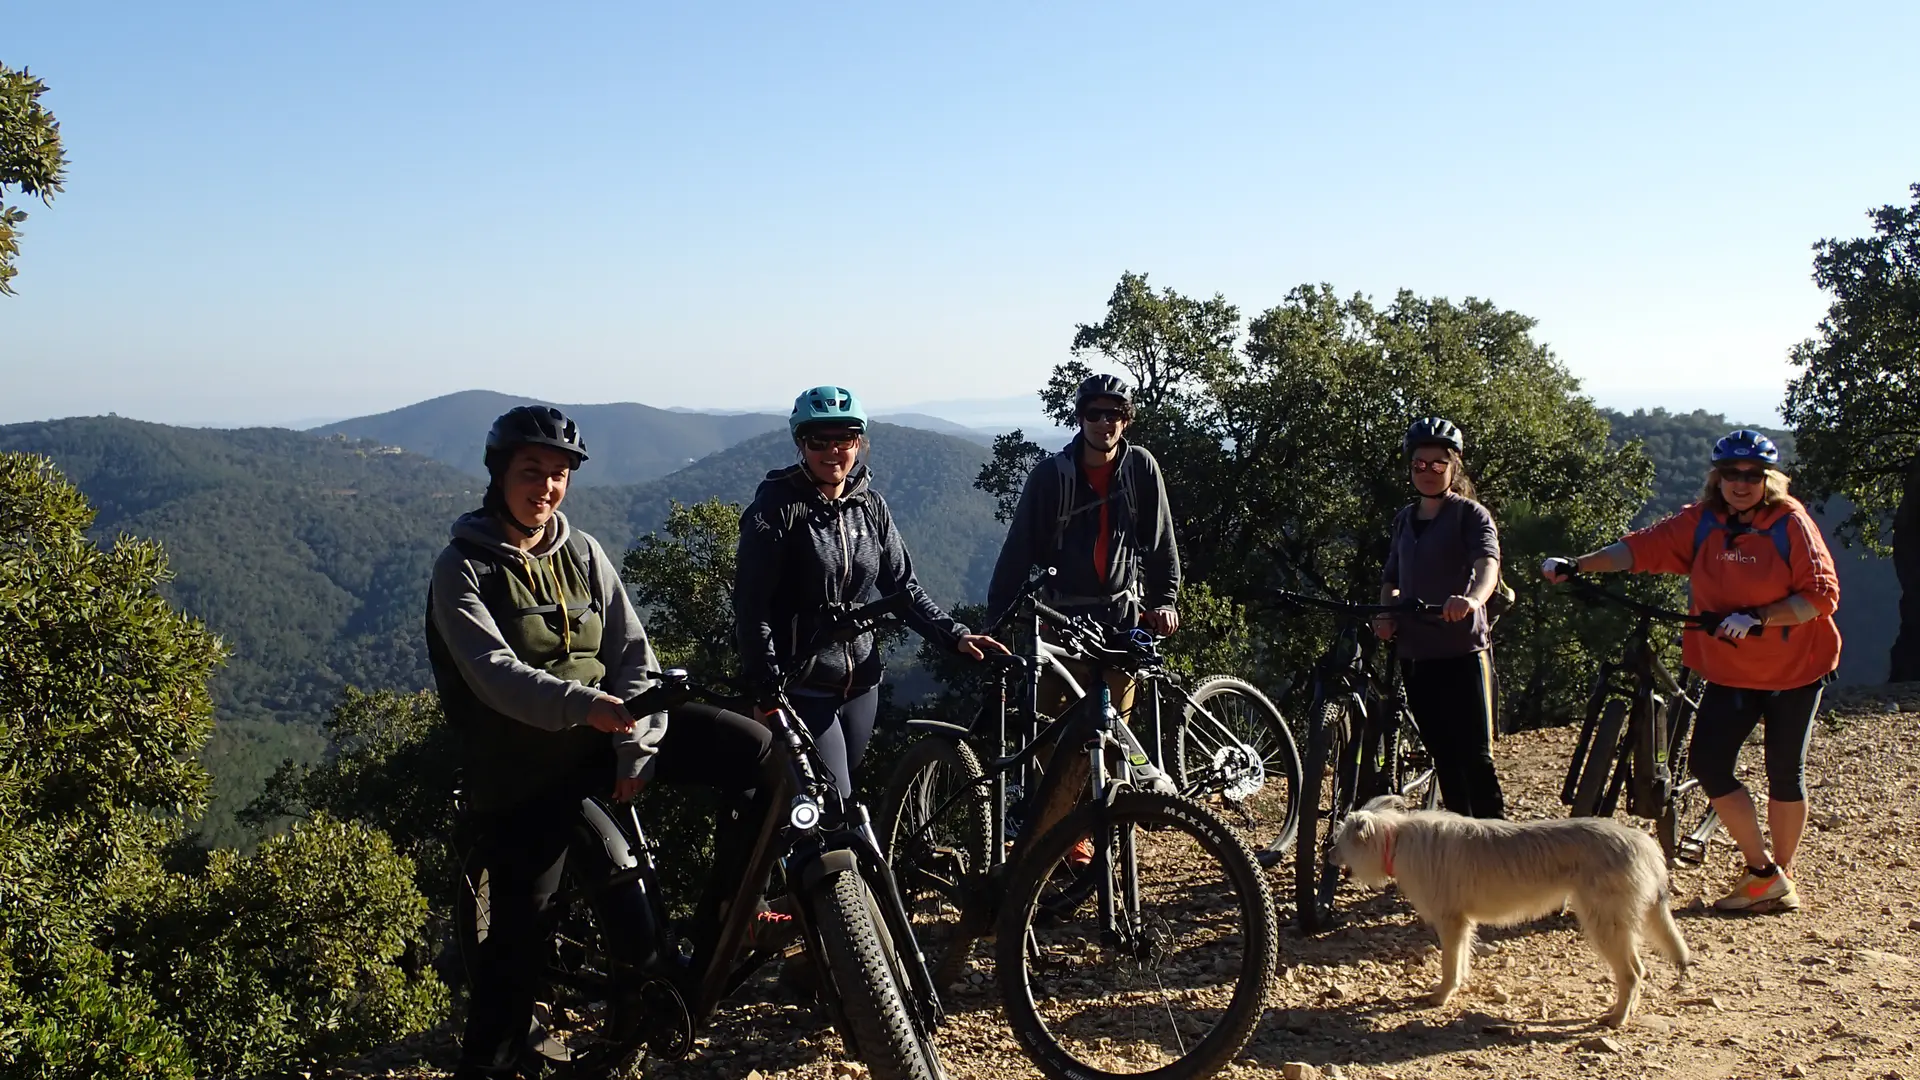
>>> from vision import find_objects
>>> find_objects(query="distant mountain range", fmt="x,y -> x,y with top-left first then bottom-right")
0,414 -> 1000,846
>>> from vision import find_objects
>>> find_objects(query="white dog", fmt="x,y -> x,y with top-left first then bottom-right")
1331,796 -> 1690,1027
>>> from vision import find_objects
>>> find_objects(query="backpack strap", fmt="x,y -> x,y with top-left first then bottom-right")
1691,509 -> 1794,566
1049,448 -> 1143,552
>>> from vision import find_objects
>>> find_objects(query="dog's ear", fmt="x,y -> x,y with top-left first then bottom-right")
1346,810 -> 1378,846
1360,794 -> 1407,814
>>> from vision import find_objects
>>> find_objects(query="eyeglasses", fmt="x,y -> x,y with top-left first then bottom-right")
1719,467 -> 1767,484
801,434 -> 860,452
1411,458 -> 1451,474
1081,408 -> 1130,424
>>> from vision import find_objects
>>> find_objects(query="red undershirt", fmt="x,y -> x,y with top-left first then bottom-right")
1085,458 -> 1116,580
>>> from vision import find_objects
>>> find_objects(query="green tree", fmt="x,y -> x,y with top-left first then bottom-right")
981,274 -> 1659,727
1782,183 -> 1920,680
621,497 -> 743,678
0,452 -> 215,1079
1,63 -> 66,295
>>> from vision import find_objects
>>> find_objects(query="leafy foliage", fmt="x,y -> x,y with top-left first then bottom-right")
0,63 -> 66,296
981,273 -> 1659,727
121,814 -> 447,1077
1601,408 -> 1795,525
622,498 -> 743,678
1783,183 -> 1920,553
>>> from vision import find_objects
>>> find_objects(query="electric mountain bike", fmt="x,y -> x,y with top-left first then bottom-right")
1276,589 -> 1444,934
876,572 -> 1279,1080
454,594 -> 947,1080
1557,574 -> 1734,867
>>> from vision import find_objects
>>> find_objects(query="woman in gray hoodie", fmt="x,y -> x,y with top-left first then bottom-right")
428,405 -> 774,1080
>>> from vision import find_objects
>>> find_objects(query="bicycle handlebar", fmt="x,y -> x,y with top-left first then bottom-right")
1559,575 -> 1767,638
978,566 -> 1058,636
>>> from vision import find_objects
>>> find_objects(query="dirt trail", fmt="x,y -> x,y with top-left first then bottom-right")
325,687 -> 1920,1080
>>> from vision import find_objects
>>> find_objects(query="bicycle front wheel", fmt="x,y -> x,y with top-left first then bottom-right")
997,790 -> 1278,1080
1170,675 -> 1303,866
1294,698 -> 1354,933
812,866 -> 946,1080
1570,698 -> 1627,817
876,735 -> 993,983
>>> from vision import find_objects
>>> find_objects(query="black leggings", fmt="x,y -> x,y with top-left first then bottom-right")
1401,650 -> 1506,819
788,687 -> 881,798
1689,679 -> 1824,801
459,703 -> 774,1073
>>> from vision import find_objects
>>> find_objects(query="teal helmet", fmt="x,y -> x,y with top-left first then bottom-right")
789,385 -> 867,437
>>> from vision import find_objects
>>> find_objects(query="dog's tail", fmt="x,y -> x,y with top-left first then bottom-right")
1645,889 -> 1691,977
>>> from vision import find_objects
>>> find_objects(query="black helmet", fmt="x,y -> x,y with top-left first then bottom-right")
484,405 -> 589,474
1404,416 -> 1464,455
1074,374 -> 1133,413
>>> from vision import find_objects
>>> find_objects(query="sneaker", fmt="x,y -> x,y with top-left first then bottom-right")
1067,836 -> 1095,868
1712,867 -> 1801,913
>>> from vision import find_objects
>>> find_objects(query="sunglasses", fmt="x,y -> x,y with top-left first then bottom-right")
1081,407 -> 1130,424
801,434 -> 860,452
1411,458 -> 1451,474
1719,467 -> 1767,484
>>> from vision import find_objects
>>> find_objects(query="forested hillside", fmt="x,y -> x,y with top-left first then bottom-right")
316,389 -> 786,486
0,417 -> 1000,845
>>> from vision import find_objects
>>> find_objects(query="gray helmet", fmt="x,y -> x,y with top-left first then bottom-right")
1074,374 -> 1133,413
1404,416 -> 1463,455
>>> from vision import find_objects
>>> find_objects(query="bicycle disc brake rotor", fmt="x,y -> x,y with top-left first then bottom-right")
1209,743 -> 1266,802
639,977 -> 694,1060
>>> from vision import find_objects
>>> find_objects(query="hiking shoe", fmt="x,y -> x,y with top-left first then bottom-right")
1067,836 -> 1095,868
1712,867 -> 1801,913
748,906 -> 800,951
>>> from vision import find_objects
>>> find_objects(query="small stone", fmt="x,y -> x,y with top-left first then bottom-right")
1482,1022 -> 1519,1036
1486,985 -> 1511,1004
1637,1015 -> 1674,1034
1281,1064 -> 1323,1080
746,1072 -> 764,1080
1679,995 -> 1727,1010
1326,1067 -> 1348,1080
1787,1066 -> 1809,1079
1321,983 -> 1351,1001
1579,1036 -> 1625,1054
1907,918 -> 1920,932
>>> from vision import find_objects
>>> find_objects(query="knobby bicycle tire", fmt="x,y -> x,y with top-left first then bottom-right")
1387,708 -> 1442,811
812,866 -> 946,1080
1571,699 -> 1628,817
1294,697 -> 1353,934
1170,674 -> 1303,865
876,735 -> 994,984
995,790 -> 1278,1080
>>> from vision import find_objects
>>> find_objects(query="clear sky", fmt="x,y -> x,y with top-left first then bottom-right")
4,2 -> 1917,428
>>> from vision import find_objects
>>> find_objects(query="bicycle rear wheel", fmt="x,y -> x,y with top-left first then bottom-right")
876,735 -> 994,984
1570,699 -> 1627,817
1390,709 -> 1441,811
997,791 -> 1278,1080
1294,698 -> 1354,933
1169,675 -> 1302,866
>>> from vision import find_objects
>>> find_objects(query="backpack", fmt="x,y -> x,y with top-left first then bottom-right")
424,531 -> 599,725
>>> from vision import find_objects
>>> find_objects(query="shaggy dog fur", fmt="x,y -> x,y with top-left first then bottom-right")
1331,796 -> 1690,1027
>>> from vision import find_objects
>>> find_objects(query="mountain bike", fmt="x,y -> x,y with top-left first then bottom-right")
1557,574 -> 1734,867
453,594 -> 947,1080
876,572 -> 1279,1080
1276,589 -> 1444,934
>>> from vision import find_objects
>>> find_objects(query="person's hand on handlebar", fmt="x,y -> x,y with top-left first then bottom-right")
1370,613 -> 1396,641
613,775 -> 646,802
954,633 -> 1010,660
1139,607 -> 1180,636
1540,556 -> 1580,583
1714,610 -> 1762,640
585,695 -> 636,734
1441,594 -> 1483,623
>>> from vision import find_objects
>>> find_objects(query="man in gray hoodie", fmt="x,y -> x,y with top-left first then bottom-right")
428,406 -> 774,1080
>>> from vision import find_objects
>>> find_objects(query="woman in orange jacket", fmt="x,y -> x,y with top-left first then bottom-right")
1541,430 -> 1840,914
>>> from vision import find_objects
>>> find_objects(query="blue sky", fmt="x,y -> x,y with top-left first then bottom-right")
4,2 -> 1917,428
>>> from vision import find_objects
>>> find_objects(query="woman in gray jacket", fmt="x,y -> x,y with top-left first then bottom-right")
429,405 -> 774,1080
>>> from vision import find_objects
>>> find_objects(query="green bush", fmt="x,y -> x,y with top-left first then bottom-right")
122,814 -> 447,1076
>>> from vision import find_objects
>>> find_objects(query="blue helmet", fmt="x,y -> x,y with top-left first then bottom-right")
1711,429 -> 1779,467
789,385 -> 867,437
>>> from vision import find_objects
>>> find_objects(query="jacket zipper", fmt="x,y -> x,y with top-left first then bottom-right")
837,502 -> 855,695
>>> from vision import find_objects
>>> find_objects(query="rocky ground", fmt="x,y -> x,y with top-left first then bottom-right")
323,686 -> 1920,1080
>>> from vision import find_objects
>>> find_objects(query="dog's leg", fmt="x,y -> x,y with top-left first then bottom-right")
1582,913 -> 1644,1028
1646,896 -> 1692,979
1431,916 -> 1472,1007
